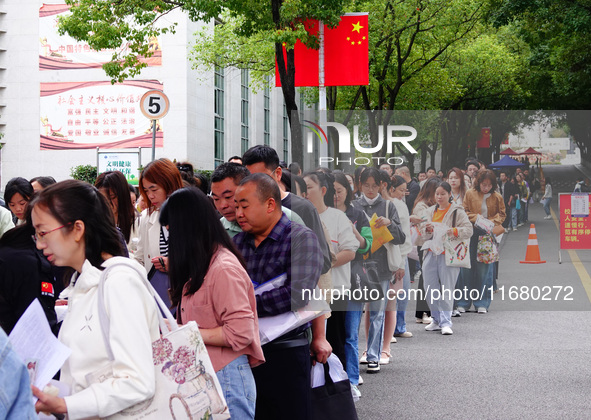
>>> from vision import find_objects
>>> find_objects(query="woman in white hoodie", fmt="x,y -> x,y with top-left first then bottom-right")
420,181 -> 473,335
30,180 -> 160,419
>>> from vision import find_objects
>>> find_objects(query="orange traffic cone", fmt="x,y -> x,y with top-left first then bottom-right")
520,224 -> 546,264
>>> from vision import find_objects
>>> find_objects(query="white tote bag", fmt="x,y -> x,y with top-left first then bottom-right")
94,263 -> 230,420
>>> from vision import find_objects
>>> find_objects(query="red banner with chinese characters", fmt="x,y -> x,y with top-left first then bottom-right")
39,3 -> 161,70
559,193 -> 591,249
40,80 -> 164,150
275,13 -> 369,87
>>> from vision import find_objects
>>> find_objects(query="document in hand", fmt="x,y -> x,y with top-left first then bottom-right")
255,274 -> 330,345
9,299 -> 71,395
369,213 -> 394,253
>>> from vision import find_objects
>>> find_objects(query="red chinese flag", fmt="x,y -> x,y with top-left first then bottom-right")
41,282 -> 54,294
275,20 -> 320,87
477,128 -> 491,149
275,14 -> 369,87
324,14 -> 369,86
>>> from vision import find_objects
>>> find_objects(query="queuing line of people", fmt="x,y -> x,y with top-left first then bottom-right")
6,149 -> 567,419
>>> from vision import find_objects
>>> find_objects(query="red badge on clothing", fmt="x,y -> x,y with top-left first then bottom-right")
41,282 -> 54,296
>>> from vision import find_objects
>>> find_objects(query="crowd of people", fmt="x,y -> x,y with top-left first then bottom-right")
0,148 -> 555,419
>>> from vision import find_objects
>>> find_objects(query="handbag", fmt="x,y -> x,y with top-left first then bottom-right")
384,201 -> 403,271
350,260 -> 383,302
94,262 -> 230,419
476,234 -> 499,264
311,358 -> 359,420
147,265 -> 173,313
444,210 -> 471,268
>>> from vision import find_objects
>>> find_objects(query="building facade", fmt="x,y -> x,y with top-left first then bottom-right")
0,0 -> 293,189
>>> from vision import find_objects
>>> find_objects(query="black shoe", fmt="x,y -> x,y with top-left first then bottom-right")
367,361 -> 380,374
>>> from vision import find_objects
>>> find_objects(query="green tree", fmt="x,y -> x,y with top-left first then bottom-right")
491,0 -> 591,161
58,0 -> 346,165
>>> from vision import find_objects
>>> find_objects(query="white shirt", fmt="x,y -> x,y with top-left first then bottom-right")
59,257 -> 160,419
319,207 -> 359,289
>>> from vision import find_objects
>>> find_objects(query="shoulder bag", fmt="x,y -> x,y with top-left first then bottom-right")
92,261 -> 229,419
443,210 -> 471,268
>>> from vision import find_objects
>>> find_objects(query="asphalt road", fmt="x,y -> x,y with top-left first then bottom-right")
355,165 -> 591,420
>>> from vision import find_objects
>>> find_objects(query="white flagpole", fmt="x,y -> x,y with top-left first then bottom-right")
318,21 -> 329,162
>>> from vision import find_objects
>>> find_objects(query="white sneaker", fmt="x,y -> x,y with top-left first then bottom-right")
351,384 -> 361,401
544,215 -> 552,220
517,223 -> 524,227
457,307 -> 466,313
390,336 -> 397,343
477,307 -> 487,314
359,351 -> 368,364
425,322 -> 441,331
452,309 -> 461,317
441,326 -> 453,335
379,351 -> 391,364
422,314 -> 433,324
416,318 -> 423,323
358,375 -> 364,385
513,227 -> 518,231
394,331 -> 413,338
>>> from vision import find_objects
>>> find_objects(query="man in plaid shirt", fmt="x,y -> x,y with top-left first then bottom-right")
233,173 -> 323,420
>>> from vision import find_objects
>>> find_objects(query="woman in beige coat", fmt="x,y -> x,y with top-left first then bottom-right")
457,170 -> 505,314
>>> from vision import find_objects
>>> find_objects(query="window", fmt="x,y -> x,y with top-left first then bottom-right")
214,64 -> 225,167
241,69 -> 249,155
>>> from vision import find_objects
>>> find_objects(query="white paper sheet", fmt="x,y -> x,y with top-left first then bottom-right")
8,299 -> 71,392
311,354 -> 350,388
571,193 -> 590,217
254,273 -> 287,295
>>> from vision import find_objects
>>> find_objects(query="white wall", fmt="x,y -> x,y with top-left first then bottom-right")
0,0 -> 292,189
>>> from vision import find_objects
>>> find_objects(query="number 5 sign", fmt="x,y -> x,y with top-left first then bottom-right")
140,90 -> 170,120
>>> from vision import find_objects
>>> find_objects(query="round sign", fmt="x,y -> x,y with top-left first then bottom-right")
140,90 -> 170,120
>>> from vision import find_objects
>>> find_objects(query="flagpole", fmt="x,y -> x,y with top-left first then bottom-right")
318,20 -> 329,165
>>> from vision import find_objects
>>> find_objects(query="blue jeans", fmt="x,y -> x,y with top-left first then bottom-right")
510,207 -> 518,228
456,262 -> 494,310
344,299 -> 364,385
216,355 -> 256,420
366,276 -> 390,363
395,258 -> 411,335
542,198 -> 552,216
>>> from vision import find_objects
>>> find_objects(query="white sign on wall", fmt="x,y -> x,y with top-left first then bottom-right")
97,151 -> 141,185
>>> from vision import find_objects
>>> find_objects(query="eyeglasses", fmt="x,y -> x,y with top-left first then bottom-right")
32,222 -> 73,243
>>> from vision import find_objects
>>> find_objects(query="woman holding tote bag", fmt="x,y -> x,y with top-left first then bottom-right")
160,187 -> 264,420
420,182 -> 473,335
30,180 -> 160,419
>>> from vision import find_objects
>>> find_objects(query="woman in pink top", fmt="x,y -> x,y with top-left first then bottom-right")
160,187 -> 264,420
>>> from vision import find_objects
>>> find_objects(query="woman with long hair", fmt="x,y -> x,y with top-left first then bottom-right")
4,177 -> 34,226
333,172 -> 372,396
352,168 -> 405,374
160,187 -> 264,419
447,167 -> 467,205
410,177 -> 441,324
29,180 -> 160,418
303,171 -> 358,369
420,182 -> 472,335
387,175 -> 414,340
95,171 -> 137,246
135,158 -> 184,308
457,170 -> 506,314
